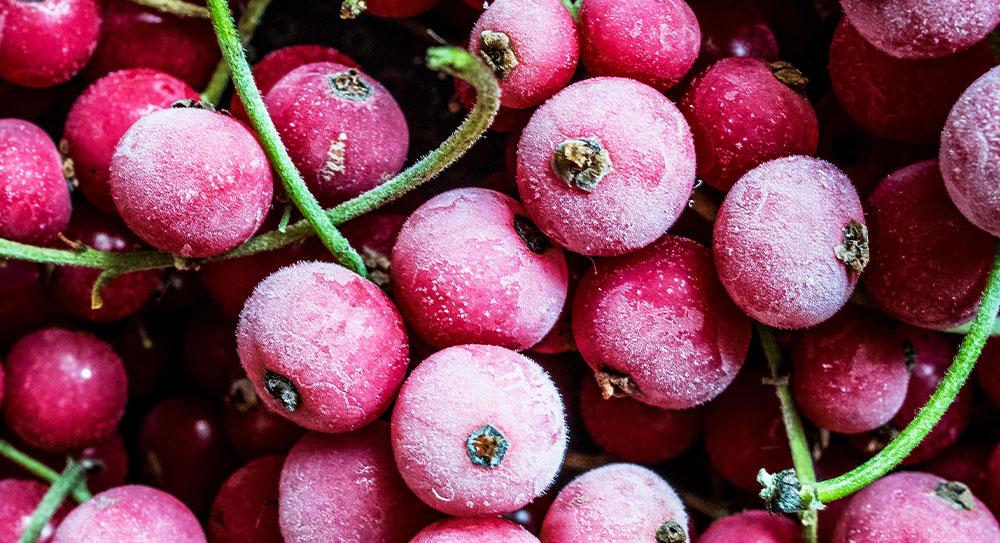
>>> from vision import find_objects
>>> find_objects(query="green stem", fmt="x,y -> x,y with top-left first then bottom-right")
0,440 -> 91,504
18,460 -> 97,543
560,0 -> 581,20
201,0 -> 274,105
205,0 -> 367,276
815,242 -> 1000,503
127,0 -> 208,18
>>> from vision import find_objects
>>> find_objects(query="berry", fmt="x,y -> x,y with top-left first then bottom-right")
237,261 -> 408,433
713,156 -> 866,329
690,0 -> 779,69
516,77 -> 696,256
411,517 -> 539,543
265,62 -> 408,206
0,119 -> 72,244
76,433 -> 129,493
109,106 -> 274,257
699,510 -> 798,543
365,0 -> 439,18
391,344 -> 566,516
64,68 -> 198,212
540,463 -> 689,543
0,260 -> 52,347
680,57 -> 819,192
0,0 -> 101,88
392,188 -> 567,350
2,328 -> 126,452
940,66 -> 1000,237
182,307 -> 243,397
223,377 -> 305,459
279,423 -> 436,543
578,0 -> 700,92
573,235 -> 751,409
52,485 -> 206,543
864,160 -> 995,330
924,441 -> 992,497
209,456 -> 284,543
977,338 -> 1000,408
107,320 -> 174,401
0,479 -> 67,543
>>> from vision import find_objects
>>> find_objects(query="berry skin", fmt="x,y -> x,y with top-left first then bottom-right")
573,235 -> 751,409
237,261 -> 409,433
0,0 -> 101,88
391,344 -> 567,516
209,456 -> 284,543
977,339 -> 1000,408
831,472 -> 1000,543
578,0 -> 700,92
839,0 -> 1000,59
365,0 -> 439,18
924,441 -> 992,498
829,19 -> 994,144
516,77 -> 696,256
864,160 -> 995,330
468,0 -> 579,109
940,66 -> 1000,237
64,68 -> 198,212
265,62 -> 408,206
680,57 -> 819,192
411,517 -> 539,543
540,463 -> 689,543
52,485 -> 206,543
109,106 -> 274,257
2,328 -> 126,452
0,119 -> 72,244
392,188 -> 568,350
699,510 -> 798,543
713,156 -> 866,329
279,423 -> 437,543
0,479 -> 67,543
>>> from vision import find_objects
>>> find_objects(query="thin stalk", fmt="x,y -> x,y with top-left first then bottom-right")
560,0 -> 581,20
0,440 -> 91,504
202,0 -> 274,105
17,460 -> 98,543
127,0 -> 208,18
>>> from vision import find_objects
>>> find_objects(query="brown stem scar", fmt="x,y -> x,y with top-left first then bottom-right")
656,520 -> 687,543
552,138 -> 612,193
329,69 -> 373,102
478,30 -> 518,79
594,369 -> 637,399
835,219 -> 869,274
768,60 -> 809,95
935,481 -> 976,511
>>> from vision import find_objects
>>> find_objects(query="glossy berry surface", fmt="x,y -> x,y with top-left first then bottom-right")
209,456 -> 284,543
52,485 -> 206,543
699,510 -> 798,543
411,517 -> 539,543
0,479 -> 66,543
0,0 -> 101,88
0,119 -> 72,244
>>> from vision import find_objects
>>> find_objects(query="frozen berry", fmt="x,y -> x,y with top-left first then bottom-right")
412,517 -> 539,543
0,0 -> 101,88
209,456 -> 284,543
109,106 -> 274,257
516,77 -> 696,256
0,479 -> 67,543
52,485 -> 206,543
366,0 -> 439,18
0,119 -> 72,244
392,188 -> 567,350
392,344 -> 567,516
699,510 -> 798,543
223,377 -> 305,459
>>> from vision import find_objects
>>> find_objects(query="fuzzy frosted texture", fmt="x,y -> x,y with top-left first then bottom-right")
279,423 -> 435,543
209,456 -> 284,543
516,77 -> 696,256
110,107 -> 273,257
680,57 -> 819,191
840,0 -> 1000,59
392,188 -> 568,350
574,235 -> 750,409
941,66 -> 1000,237
829,20 -> 994,144
238,261 -> 409,433
266,62 -> 408,206
53,485 -> 206,543
578,0 -> 700,91
3,328 -> 126,452
0,479 -> 62,543
540,463 -> 688,543
832,472 -> 1000,542
412,517 -> 539,543
713,155 -> 864,329
469,0 -> 578,109
391,344 -> 567,516
65,68 -> 198,212
0,119 -> 71,244
0,0 -> 101,88
699,510 -> 798,543
366,0 -> 439,18
977,338 -> 1000,409
864,160 -> 994,329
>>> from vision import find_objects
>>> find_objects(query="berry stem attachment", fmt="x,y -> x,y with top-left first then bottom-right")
0,440 -> 92,504
814,242 -> 1000,504
560,0 -> 582,20
205,0 -> 367,277
17,459 -> 100,543
126,0 -> 208,18
201,0 -> 274,105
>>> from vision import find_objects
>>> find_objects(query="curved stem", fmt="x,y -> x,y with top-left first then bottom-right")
127,0 -> 208,18
206,0 -> 367,276
18,460 -> 98,543
202,0 -> 274,105
0,440 -> 91,504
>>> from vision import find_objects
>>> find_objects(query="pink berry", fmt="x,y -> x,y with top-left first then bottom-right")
573,235 -> 751,409
699,510 -> 798,543
941,66 -> 1000,237
864,160 -> 995,329
64,68 -> 198,212
680,57 -> 819,191
223,377 -> 305,460
690,0 -> 779,68
713,156 -> 866,329
578,0 -> 700,92
209,456 -> 284,543
237,261 -> 409,433
52,485 -> 206,543
977,339 -> 1000,408
412,517 -> 539,543
0,119 -> 72,244
540,463 -> 689,543
109,106 -> 274,257
829,19 -> 994,144
468,0 -> 578,109
366,0 -> 439,18
840,0 -> 1000,59
2,328 -> 126,452
265,62 -> 408,206
516,77 -> 696,256
391,344 -> 567,516
279,423 -> 436,543
77,433 -> 128,493
924,441 -> 992,498
392,188 -> 567,350
0,479 -> 67,543
831,472 -> 999,542
0,0 -> 101,88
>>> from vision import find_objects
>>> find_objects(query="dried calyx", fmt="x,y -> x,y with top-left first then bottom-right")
935,481 -> 976,511
329,69 -> 373,102
478,30 -> 519,80
768,61 -> 809,95
655,520 -> 687,543
835,219 -> 869,274
594,369 -> 637,399
226,377 -> 260,414
264,370 -> 301,412
552,138 -> 612,193
758,469 -> 804,514
360,248 -> 392,288
513,215 -> 552,254
466,424 -> 509,468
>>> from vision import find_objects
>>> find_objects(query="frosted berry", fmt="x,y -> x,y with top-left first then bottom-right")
699,510 -> 798,543
52,485 -> 206,543
0,479 -> 67,543
412,517 -> 539,543
0,119 -> 72,244
0,0 -> 101,88
209,456 -> 284,543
